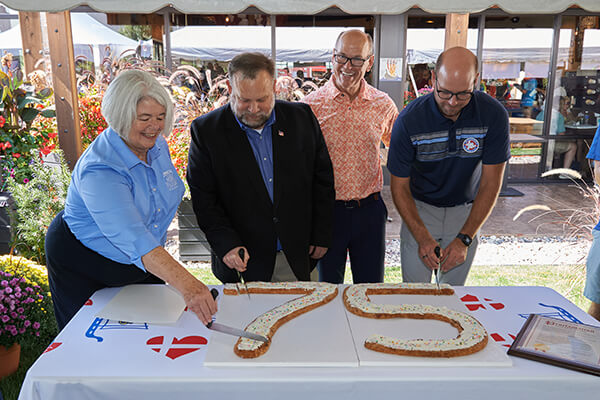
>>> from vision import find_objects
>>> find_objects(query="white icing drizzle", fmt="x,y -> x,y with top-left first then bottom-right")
344,283 -> 488,355
223,281 -> 338,354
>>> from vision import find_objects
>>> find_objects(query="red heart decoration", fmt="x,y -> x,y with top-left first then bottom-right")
43,342 -> 62,354
146,336 -> 207,360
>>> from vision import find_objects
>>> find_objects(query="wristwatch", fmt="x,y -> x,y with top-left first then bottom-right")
456,233 -> 473,247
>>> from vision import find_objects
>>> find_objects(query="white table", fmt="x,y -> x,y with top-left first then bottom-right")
19,286 -> 600,400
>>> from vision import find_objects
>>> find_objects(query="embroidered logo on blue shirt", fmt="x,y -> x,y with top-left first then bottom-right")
163,170 -> 179,191
462,138 -> 479,154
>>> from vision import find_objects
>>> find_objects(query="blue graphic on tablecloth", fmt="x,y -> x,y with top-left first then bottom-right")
518,303 -> 583,324
85,317 -> 149,342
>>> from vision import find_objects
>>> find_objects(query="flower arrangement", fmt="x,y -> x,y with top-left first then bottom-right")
0,63 -> 57,186
0,255 -> 57,342
78,83 -> 108,150
0,270 -> 44,348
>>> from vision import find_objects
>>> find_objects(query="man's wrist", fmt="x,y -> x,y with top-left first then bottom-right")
456,233 -> 473,247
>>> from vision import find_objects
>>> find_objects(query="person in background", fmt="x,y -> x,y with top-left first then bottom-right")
584,125 -> 600,322
517,78 -> 538,118
302,30 -> 398,284
295,70 -> 305,89
536,96 -> 577,175
45,70 -> 217,330
388,46 -> 510,286
187,52 -> 335,283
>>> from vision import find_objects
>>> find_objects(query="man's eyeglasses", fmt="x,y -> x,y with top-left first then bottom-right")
333,53 -> 369,67
435,81 -> 474,101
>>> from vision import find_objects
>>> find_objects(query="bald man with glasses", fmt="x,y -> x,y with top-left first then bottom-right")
387,46 -> 510,286
302,29 -> 398,284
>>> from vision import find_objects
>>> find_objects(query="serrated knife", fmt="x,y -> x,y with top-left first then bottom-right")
206,289 -> 268,343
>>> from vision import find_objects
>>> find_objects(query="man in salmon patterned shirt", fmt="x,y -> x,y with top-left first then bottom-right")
303,30 -> 398,283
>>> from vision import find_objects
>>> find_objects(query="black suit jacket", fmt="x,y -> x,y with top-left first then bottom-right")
187,100 -> 335,283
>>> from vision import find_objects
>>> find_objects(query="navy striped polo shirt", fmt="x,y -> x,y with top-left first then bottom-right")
387,91 -> 510,207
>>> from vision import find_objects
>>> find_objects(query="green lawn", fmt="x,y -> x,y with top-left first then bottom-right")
1,263 -> 591,400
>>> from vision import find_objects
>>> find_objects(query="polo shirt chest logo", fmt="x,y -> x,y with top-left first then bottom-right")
163,169 -> 179,191
462,137 -> 480,154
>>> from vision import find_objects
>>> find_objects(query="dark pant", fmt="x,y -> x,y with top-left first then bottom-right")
318,193 -> 387,284
45,211 -> 163,331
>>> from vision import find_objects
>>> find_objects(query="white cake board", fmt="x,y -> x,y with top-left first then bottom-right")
204,287 -> 358,367
345,292 -> 513,367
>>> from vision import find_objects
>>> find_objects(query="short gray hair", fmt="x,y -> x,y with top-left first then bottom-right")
228,52 -> 275,83
101,69 -> 174,140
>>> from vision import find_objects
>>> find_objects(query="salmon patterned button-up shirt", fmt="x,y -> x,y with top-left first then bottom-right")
302,79 -> 399,201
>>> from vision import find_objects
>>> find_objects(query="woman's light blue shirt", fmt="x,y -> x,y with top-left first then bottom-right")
63,127 -> 184,271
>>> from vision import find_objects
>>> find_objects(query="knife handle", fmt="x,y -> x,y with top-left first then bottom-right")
434,246 -> 441,258
206,289 -> 219,329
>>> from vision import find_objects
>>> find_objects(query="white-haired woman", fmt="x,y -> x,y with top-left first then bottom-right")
45,70 -> 217,330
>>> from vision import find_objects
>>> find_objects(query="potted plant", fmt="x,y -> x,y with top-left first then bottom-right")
0,269 -> 44,378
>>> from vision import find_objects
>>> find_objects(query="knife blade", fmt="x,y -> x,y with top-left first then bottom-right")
237,248 -> 251,299
433,245 -> 441,292
206,289 -> 268,343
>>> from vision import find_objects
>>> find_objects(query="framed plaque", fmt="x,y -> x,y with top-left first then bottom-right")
508,314 -> 600,376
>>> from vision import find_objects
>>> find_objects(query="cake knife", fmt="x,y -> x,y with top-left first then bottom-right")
237,248 -> 251,299
433,245 -> 441,292
206,289 -> 268,343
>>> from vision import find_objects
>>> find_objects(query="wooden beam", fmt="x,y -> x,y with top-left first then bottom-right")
18,12 -> 43,76
46,11 -> 82,170
444,13 -> 469,50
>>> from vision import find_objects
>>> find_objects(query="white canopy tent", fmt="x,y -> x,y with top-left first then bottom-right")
407,28 -> 600,79
1,0 -> 600,14
170,26 -> 348,62
0,13 -> 139,65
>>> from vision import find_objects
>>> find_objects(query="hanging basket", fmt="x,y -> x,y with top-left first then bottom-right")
0,342 -> 21,378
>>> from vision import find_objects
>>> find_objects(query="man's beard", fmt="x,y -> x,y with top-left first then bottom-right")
231,97 -> 275,129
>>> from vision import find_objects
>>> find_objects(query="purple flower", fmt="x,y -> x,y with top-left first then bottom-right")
23,178 -> 29,183
4,287 -> 12,294
24,320 -> 31,327
32,321 -> 40,330
10,311 -> 17,319
1,315 -> 9,323
19,327 -> 25,334
17,307 -> 24,314
15,291 -> 22,298
0,280 -> 7,287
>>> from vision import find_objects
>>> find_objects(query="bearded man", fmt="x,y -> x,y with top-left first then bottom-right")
187,52 -> 335,283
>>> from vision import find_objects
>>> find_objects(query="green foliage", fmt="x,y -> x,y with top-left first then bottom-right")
6,151 -> 71,265
118,25 -> 152,41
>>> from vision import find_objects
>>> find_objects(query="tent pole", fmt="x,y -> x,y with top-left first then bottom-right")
164,11 -> 172,71
476,15 -> 485,89
18,12 -> 43,76
46,11 -> 82,170
270,15 -> 276,63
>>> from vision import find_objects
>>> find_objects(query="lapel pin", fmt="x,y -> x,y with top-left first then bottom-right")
278,130 -> 285,137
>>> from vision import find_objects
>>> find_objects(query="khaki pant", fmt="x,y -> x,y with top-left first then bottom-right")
400,199 -> 478,286
271,252 -> 319,282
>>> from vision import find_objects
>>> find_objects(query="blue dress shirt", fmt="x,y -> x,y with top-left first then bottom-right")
64,127 -> 185,271
234,112 -> 282,250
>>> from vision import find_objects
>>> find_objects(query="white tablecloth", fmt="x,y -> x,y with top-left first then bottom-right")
18,286 -> 600,400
